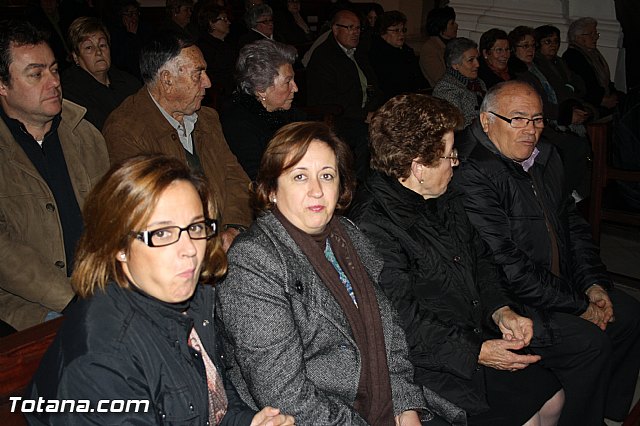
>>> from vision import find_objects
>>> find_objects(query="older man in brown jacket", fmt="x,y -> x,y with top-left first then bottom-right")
0,21 -> 109,331
103,32 -> 251,249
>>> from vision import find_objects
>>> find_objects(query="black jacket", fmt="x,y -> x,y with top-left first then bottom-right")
452,121 -> 611,342
349,172 -> 511,414
368,36 -> 429,102
61,65 -> 141,130
27,283 -> 255,425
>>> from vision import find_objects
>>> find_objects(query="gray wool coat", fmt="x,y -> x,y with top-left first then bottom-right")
216,212 -> 427,425
432,72 -> 486,128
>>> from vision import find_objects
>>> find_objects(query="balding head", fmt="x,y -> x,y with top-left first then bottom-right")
332,10 -> 361,49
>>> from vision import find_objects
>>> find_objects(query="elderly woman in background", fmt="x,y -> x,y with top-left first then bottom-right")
478,28 -> 511,89
217,121 -> 451,425
107,0 -> 153,80
419,6 -> 457,87
563,17 -> 623,117
220,40 -> 304,181
239,4 -> 276,47
432,37 -> 485,128
369,11 -> 428,102
165,0 -> 195,36
349,94 -> 564,426
197,4 -> 237,108
27,155 -> 294,426
274,0 -> 313,47
62,17 -> 141,130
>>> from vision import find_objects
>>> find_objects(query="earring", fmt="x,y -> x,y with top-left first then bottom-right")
261,96 -> 266,101
271,197 -> 277,203
119,253 -> 126,260
419,180 -> 424,184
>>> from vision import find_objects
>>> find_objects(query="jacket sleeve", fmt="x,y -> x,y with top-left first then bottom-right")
455,164 -> 589,314
565,194 -> 612,292
0,226 -> 73,313
217,241 -> 369,425
357,221 -> 482,381
563,48 -> 606,107
101,118 -> 148,165
419,40 -> 445,87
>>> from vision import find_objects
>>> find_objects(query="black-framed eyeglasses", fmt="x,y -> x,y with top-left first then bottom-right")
133,219 -> 218,248
334,23 -> 362,32
489,111 -> 545,129
441,148 -> 459,165
256,18 -> 274,24
215,16 -> 230,22
387,27 -> 407,34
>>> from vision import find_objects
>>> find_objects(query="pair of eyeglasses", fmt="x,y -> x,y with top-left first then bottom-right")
256,18 -> 274,24
133,219 -> 218,248
541,38 -> 560,46
387,27 -> 407,34
489,47 -> 509,55
581,32 -> 600,38
215,16 -> 230,22
122,10 -> 139,17
335,23 -> 362,32
516,43 -> 535,50
441,148 -> 459,166
489,111 -> 545,128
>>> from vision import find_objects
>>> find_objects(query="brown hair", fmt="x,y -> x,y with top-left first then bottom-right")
71,154 -> 227,297
67,16 -> 111,55
369,94 -> 463,179
253,121 -> 355,212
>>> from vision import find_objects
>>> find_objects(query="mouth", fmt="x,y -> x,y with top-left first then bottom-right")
177,268 -> 196,279
307,205 -> 325,213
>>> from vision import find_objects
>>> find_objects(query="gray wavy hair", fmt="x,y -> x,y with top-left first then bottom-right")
245,4 -> 273,29
568,17 -> 597,43
444,37 -> 477,67
236,40 -> 297,96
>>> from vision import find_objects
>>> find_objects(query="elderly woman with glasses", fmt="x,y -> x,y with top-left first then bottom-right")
62,17 -> 141,130
239,3 -> 277,48
27,154 -> 294,426
349,94 -> 565,426
196,4 -> 237,108
563,17 -> 623,117
432,37 -> 485,128
478,28 -> 511,89
369,10 -> 428,102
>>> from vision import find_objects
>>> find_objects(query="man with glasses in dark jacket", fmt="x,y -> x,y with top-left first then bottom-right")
453,80 -> 640,425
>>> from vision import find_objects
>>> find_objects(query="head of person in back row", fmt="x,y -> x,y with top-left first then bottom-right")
478,28 -> 510,88
432,37 -> 485,127
101,31 -> 252,251
220,39 -> 300,180
167,0 -> 194,30
0,19 -> 109,331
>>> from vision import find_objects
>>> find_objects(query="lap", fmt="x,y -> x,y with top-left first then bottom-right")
467,364 -> 561,426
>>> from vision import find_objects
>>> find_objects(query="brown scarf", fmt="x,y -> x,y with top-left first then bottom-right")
273,209 -> 395,425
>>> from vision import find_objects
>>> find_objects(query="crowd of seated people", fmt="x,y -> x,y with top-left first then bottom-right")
2,4 -> 640,425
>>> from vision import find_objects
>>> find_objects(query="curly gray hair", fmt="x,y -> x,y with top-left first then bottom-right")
444,37 -> 477,67
245,4 -> 273,29
236,40 -> 297,96
568,17 -> 597,43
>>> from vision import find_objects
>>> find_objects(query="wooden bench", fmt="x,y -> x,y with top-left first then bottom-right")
587,120 -> 640,243
0,317 -> 63,426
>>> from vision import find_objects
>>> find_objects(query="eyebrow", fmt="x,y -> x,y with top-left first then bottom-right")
146,214 -> 205,228
509,110 -> 543,117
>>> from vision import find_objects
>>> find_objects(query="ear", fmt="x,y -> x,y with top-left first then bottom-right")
410,158 -> 423,180
479,112 -> 490,133
0,80 -> 7,97
159,69 -> 173,90
116,251 -> 127,264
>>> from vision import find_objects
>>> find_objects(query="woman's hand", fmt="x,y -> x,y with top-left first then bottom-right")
571,107 -> 589,125
250,407 -> 295,426
394,410 -> 421,426
478,339 -> 541,371
491,306 -> 533,345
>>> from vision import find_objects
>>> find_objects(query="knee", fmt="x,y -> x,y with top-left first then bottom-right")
540,389 -> 565,420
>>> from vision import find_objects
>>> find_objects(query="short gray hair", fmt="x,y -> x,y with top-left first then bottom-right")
245,4 -> 273,29
236,40 -> 297,95
480,80 -> 541,121
568,17 -> 597,43
444,37 -> 477,67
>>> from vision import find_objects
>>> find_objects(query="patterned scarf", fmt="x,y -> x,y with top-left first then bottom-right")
448,67 -> 486,102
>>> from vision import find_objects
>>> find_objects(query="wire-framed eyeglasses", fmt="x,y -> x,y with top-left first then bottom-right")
133,219 -> 218,248
489,111 -> 545,129
441,148 -> 459,166
334,23 -> 362,32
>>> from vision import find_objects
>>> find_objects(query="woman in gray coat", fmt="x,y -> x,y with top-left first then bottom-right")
217,122 -> 460,425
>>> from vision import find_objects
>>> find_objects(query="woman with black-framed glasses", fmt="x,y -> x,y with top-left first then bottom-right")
27,154 -> 294,426
369,10 -> 428,102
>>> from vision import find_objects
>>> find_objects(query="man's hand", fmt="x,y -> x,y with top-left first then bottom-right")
394,410 -> 421,426
250,407 -> 295,426
492,306 -> 534,345
581,285 -> 614,330
220,228 -> 240,252
478,339 -> 541,371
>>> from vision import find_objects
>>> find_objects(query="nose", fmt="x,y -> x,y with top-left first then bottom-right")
308,177 -> 323,198
177,229 -> 198,256
202,72 -> 211,89
291,80 -> 298,93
